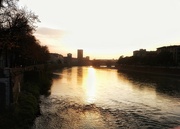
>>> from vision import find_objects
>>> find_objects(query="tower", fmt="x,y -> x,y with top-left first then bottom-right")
77,49 -> 83,65
67,53 -> 72,66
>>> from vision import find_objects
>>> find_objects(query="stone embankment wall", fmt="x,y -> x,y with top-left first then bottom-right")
0,68 -> 24,108
11,68 -> 24,104
0,68 -> 12,107
118,65 -> 180,77
0,64 -> 48,108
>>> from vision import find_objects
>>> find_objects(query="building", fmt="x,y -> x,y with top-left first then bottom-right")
85,56 -> 90,60
66,53 -> 72,66
133,49 -> 147,57
77,49 -> 83,60
84,56 -> 90,66
67,53 -> 72,58
157,45 -> 180,65
77,49 -> 83,65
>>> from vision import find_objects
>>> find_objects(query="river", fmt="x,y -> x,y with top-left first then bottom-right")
33,66 -> 180,129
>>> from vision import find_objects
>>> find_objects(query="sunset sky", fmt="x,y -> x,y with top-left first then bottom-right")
18,0 -> 180,59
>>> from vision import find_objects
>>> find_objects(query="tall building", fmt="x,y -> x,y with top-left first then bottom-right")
77,49 -> 83,65
77,49 -> 83,60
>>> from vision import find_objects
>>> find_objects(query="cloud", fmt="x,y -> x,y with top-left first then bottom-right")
33,27 -> 66,54
35,27 -> 64,38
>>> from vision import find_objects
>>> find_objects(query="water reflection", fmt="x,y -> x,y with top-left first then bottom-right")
67,68 -> 72,82
118,71 -> 180,98
83,67 -> 96,103
118,70 -> 180,116
52,69 -> 63,80
35,67 -> 180,129
77,67 -> 83,85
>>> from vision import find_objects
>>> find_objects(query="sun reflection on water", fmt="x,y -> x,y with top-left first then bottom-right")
83,67 -> 96,104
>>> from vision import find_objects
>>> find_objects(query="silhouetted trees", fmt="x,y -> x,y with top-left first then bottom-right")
0,0 -> 49,67
117,51 -> 175,67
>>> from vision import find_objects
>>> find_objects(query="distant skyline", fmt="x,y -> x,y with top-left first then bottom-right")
18,0 -> 180,59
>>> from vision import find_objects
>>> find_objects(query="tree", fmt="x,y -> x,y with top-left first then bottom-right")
0,0 -> 49,67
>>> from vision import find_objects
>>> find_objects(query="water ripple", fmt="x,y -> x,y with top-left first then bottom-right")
32,96 -> 179,129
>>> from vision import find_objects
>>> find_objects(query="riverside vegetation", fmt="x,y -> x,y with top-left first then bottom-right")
0,1 -> 54,128
0,69 -> 53,129
0,1 -> 63,128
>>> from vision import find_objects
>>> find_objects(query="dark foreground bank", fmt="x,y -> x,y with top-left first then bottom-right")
0,69 -> 53,129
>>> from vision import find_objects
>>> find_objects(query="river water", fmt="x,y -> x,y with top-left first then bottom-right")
33,66 -> 180,129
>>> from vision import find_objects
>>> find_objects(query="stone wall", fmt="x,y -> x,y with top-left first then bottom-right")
0,68 -> 11,107
0,68 -> 23,108
118,65 -> 180,77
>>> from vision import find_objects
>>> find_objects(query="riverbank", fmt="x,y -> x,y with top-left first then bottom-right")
0,69 -> 53,129
117,65 -> 180,78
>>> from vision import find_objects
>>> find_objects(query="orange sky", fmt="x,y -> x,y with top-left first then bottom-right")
19,0 -> 180,59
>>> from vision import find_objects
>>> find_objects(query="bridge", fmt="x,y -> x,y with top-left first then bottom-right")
91,59 -> 118,68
